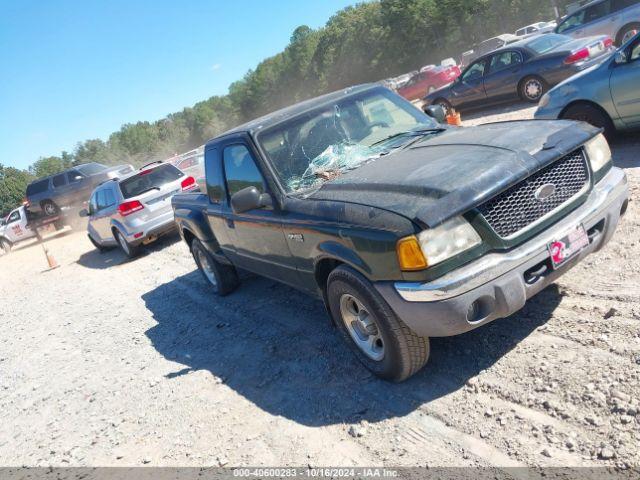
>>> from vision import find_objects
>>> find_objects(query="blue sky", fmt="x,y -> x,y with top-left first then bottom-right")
0,0 -> 356,170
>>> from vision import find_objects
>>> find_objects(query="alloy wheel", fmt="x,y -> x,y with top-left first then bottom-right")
196,248 -> 218,289
524,79 -> 543,101
339,293 -> 384,361
116,232 -> 131,256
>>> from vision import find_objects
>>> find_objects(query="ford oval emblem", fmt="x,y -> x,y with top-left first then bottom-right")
534,183 -> 556,202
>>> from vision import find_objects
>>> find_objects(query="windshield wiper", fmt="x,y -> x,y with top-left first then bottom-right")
370,127 -> 446,147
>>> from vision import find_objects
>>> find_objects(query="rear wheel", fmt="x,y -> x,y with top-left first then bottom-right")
561,103 -> 615,140
114,229 -> 139,259
191,238 -> 239,296
326,265 -> 430,382
519,76 -> 547,103
616,23 -> 640,46
41,200 -> 59,217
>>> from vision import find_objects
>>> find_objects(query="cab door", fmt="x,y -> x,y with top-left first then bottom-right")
450,59 -> 488,109
483,50 -> 524,101
218,139 -> 299,285
611,37 -> 640,126
4,209 -> 26,243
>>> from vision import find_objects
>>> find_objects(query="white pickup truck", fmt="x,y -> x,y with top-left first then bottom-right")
0,206 -> 36,255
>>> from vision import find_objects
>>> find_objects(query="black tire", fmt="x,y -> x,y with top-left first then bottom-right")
561,103 -> 616,140
191,238 -> 239,296
616,23 -> 640,46
87,233 -> 105,253
431,98 -> 452,115
326,265 -> 430,382
41,200 -> 59,217
0,239 -> 11,256
519,76 -> 547,103
114,229 -> 140,259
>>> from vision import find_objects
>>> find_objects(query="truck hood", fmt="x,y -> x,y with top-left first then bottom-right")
309,120 -> 598,228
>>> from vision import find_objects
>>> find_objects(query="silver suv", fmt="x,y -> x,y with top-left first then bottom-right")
81,162 -> 199,257
556,0 -> 640,45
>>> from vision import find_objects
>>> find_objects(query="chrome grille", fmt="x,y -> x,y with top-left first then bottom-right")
478,149 -> 589,238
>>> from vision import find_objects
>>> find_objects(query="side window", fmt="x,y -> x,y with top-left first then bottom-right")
462,60 -> 485,81
489,51 -> 523,73
95,190 -> 109,211
7,210 -> 20,223
89,192 -> 98,214
204,148 -> 224,203
52,174 -> 67,188
223,144 -> 265,198
585,0 -> 611,22
103,188 -> 116,208
557,11 -> 586,32
67,170 -> 84,184
612,0 -> 636,10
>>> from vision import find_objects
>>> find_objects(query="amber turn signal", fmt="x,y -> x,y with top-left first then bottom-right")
396,236 -> 428,271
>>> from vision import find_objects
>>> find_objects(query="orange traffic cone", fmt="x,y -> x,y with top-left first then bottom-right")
446,109 -> 462,126
45,248 -> 59,269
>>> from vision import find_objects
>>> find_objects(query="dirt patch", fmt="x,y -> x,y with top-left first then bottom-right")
1,107 -> 638,468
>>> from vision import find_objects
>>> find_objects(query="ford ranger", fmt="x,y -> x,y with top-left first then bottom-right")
172,84 -> 628,382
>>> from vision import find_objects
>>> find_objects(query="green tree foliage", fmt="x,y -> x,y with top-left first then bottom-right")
29,156 -> 73,179
2,0 -> 573,212
0,164 -> 34,216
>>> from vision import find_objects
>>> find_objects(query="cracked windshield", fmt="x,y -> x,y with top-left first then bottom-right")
258,89 -> 439,192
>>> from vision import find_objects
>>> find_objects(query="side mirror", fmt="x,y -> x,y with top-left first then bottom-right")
230,186 -> 271,214
614,50 -> 628,65
79,208 -> 89,218
424,105 -> 446,123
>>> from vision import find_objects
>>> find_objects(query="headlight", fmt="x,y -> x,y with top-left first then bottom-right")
538,93 -> 551,108
585,133 -> 611,173
395,216 -> 481,271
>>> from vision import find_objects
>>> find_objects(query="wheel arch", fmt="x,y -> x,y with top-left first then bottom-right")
0,236 -> 13,247
558,99 -> 614,124
615,22 -> 640,45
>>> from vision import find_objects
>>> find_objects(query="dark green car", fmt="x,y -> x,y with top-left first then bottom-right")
173,84 -> 628,382
535,32 -> 640,137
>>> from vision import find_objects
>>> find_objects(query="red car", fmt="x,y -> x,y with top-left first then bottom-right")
397,65 -> 461,101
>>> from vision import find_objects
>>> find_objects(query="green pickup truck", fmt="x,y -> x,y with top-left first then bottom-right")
172,84 -> 628,382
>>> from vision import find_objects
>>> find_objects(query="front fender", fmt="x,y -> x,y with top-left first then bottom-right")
315,240 -> 372,277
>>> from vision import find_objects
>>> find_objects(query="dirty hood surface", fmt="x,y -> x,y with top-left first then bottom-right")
310,120 -> 598,227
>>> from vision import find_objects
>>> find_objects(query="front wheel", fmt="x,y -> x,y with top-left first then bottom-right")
562,103 -> 615,140
326,265 -> 430,382
519,76 -> 547,103
0,239 -> 11,256
191,238 -> 239,296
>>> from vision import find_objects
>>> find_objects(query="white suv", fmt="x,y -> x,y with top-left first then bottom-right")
81,162 -> 199,257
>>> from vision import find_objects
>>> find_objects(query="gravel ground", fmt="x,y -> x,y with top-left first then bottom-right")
1,104 -> 639,468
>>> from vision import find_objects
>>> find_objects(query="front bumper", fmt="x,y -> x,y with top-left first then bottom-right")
374,167 -> 628,337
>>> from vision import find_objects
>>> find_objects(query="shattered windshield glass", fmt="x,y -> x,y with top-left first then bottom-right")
257,88 -> 439,193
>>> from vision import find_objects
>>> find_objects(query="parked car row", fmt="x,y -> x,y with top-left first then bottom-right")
535,31 -> 640,137
424,33 -> 615,112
